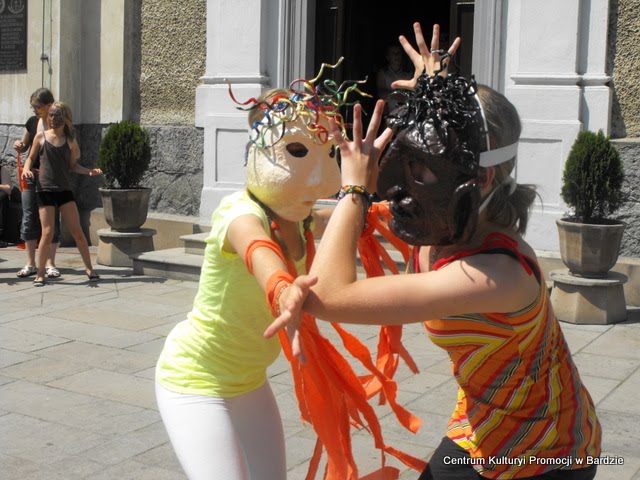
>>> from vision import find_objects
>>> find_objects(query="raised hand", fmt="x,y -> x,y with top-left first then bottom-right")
264,274 -> 318,360
392,22 -> 461,90
329,100 -> 393,192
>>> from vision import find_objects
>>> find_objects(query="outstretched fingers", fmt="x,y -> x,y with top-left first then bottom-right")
375,127 -> 394,153
392,22 -> 463,89
364,100 -> 385,142
365,100 -> 393,152
352,103 -> 363,150
263,275 -> 318,358
430,23 -> 439,51
290,329 -> 304,362
329,118 -> 348,150
448,36 -> 462,57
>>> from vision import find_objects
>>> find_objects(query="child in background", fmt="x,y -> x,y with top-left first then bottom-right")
22,102 -> 102,286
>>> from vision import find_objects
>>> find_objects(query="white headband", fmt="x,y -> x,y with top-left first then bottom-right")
475,92 -> 491,152
479,142 -> 519,167
474,93 -> 519,167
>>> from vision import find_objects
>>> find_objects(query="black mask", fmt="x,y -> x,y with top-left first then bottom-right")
378,73 -> 485,246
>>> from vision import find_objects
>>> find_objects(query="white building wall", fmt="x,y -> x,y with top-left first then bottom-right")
195,0 -> 613,251
489,0 -> 611,251
0,0 -> 47,123
0,0 -> 127,125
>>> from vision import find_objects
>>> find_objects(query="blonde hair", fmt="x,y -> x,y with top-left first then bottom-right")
50,101 -> 76,140
477,85 -> 538,234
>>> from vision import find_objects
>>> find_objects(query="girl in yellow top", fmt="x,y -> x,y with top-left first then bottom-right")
267,23 -> 601,480
155,74 -> 379,478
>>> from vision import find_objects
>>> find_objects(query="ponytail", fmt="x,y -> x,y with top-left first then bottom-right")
477,86 -> 539,234
485,163 -> 538,234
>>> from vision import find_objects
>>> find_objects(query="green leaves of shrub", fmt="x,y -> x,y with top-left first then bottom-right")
561,130 -> 624,223
98,121 -> 151,189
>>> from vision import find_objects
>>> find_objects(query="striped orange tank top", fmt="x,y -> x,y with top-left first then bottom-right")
413,233 -> 601,478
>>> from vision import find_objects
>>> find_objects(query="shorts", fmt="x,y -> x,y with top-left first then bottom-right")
37,190 -> 76,208
21,178 -> 60,242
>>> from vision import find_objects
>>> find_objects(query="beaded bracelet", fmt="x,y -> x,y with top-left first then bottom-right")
337,184 -> 373,230
271,280 -> 291,317
266,270 -> 295,317
337,184 -> 367,199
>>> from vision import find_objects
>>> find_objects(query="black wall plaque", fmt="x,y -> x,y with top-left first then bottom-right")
0,0 -> 28,71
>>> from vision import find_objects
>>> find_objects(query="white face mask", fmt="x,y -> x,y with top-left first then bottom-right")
246,118 -> 341,221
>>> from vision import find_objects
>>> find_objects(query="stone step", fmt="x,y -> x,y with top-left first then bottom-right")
181,232 -> 209,255
133,232 -> 407,282
180,229 -> 406,266
131,247 -> 203,282
130,238 -> 567,301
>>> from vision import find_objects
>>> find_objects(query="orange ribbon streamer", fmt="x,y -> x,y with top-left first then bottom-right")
272,204 -> 426,479
16,151 -> 28,192
357,204 -> 419,404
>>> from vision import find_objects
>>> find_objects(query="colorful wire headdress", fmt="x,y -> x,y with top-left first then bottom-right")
228,58 -> 371,148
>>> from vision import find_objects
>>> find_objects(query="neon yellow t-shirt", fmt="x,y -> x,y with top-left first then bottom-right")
156,190 -> 306,398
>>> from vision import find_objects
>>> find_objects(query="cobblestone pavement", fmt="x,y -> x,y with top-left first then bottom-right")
1,246 -> 639,479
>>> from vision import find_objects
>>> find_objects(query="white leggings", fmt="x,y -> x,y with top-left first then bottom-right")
156,382 -> 286,480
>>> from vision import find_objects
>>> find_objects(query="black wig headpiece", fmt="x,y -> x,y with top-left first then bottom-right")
385,72 -> 485,175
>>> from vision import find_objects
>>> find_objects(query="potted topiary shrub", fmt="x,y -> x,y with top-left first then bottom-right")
557,129 -> 625,278
97,121 -> 152,232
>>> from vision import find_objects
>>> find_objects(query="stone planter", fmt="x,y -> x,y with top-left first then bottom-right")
97,188 -> 155,266
100,188 -> 151,232
556,218 -> 626,278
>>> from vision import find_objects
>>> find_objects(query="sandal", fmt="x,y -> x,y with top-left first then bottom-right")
87,272 -> 100,282
46,266 -> 61,278
33,278 -> 46,287
17,265 -> 37,278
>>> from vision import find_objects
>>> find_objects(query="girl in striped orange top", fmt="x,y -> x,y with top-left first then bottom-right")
266,23 -> 601,479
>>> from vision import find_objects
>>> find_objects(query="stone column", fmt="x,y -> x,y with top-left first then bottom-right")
579,0 -> 612,133
501,0 -> 612,251
195,0 -> 270,222
57,0 -> 129,124
195,0 -> 312,222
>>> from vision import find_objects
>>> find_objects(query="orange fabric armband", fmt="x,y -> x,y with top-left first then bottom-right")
266,270 -> 294,317
16,152 -> 28,192
244,239 -> 286,274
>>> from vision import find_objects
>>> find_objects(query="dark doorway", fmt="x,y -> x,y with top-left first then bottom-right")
314,1 -> 474,127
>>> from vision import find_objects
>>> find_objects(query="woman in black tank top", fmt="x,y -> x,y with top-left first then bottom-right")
22,102 -> 103,287
13,88 -> 63,280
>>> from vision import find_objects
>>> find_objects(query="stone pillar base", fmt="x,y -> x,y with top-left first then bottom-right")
550,269 -> 628,325
97,228 -> 157,267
